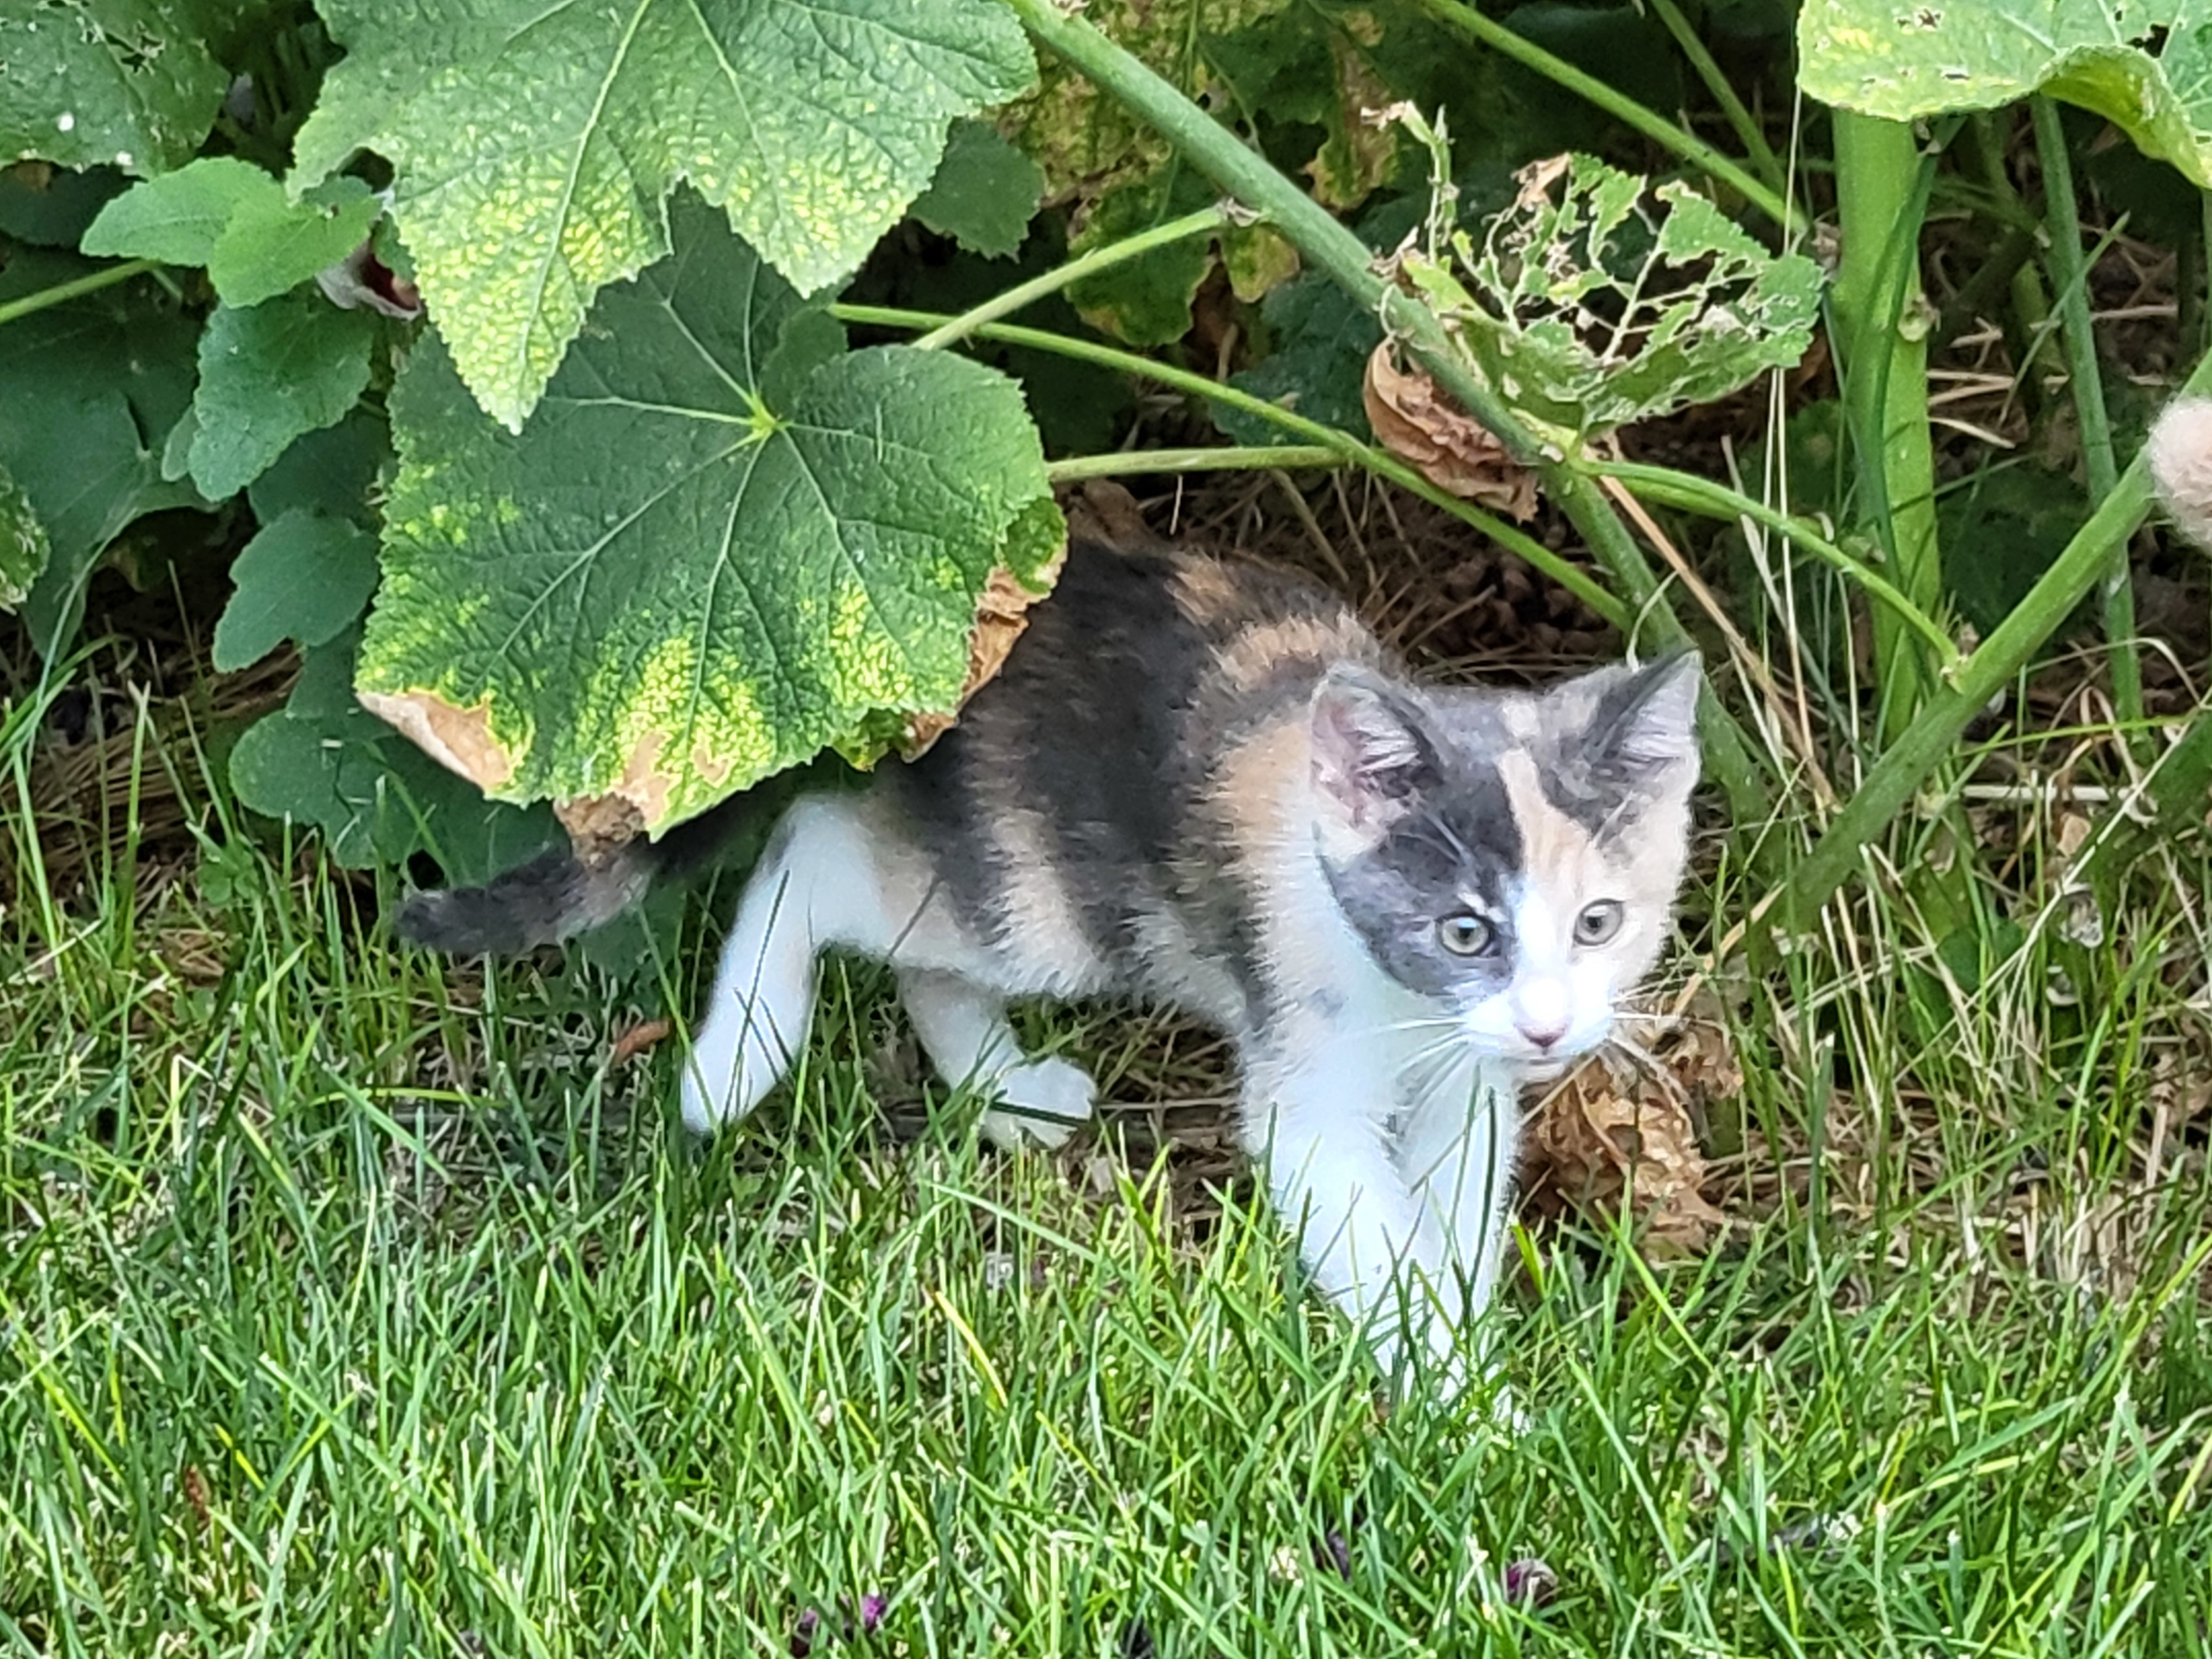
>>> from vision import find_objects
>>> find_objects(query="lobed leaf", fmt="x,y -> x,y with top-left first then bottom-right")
357,192 -> 1060,836
0,0 -> 225,176
1798,0 -> 2212,185
291,0 -> 1035,430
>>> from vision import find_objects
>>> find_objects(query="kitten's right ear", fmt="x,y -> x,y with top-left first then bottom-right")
1309,666 -> 1432,839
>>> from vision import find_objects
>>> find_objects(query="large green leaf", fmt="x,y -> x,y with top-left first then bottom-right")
0,0 -> 225,176
292,0 -> 1035,430
358,193 -> 1060,835
1798,0 -> 2212,186
0,249 -> 202,649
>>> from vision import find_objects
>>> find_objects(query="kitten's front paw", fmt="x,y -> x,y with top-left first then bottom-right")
978,1055 -> 1097,1151
678,1018 -> 786,1134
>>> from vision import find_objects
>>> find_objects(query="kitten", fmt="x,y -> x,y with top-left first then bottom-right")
399,540 -> 1702,1396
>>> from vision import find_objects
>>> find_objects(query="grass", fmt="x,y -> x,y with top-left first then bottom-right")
4,671 -> 2211,1659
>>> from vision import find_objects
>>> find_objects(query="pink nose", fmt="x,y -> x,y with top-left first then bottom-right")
1518,1021 -> 1568,1052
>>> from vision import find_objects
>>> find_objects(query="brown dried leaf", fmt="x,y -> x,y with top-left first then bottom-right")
357,688 -> 515,791
1360,345 -> 1538,520
1523,995 -> 1738,1257
609,1018 -> 671,1067
555,790 -> 646,864
901,545 -> 1068,758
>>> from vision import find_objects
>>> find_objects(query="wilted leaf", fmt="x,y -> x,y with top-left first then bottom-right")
229,629 -> 560,881
1524,994 -> 1737,1256
291,0 -> 1035,429
1361,343 -> 1538,517
1398,148 -> 1823,445
188,292 -> 377,499
1799,0 -> 2212,186
80,155 -> 277,265
0,460 -> 50,609
912,120 -> 1045,259
357,191 -> 1060,836
0,0 -> 225,176
212,509 -> 380,671
0,248 -> 202,650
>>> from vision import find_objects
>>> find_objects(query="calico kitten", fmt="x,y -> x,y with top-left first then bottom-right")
400,540 -> 1702,1394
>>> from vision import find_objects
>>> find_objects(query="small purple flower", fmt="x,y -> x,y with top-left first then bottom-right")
1313,1527 -> 1352,1580
790,1594 -> 885,1654
1503,1557 -> 1558,1608
856,1594 -> 886,1634
790,1609 -> 819,1658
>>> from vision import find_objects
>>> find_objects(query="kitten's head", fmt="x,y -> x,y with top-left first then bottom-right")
1308,654 -> 1701,1073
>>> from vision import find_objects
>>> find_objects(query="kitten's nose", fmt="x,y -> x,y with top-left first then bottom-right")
1517,1020 -> 1568,1052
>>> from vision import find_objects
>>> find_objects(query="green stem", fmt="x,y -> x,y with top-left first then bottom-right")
1591,461 -> 1959,667
0,257 -> 158,327
1830,112 -> 1944,739
836,301 -> 1624,624
1046,444 -> 1341,482
1405,0 -> 1794,231
1788,336 -> 2212,917
916,205 -> 1231,351
2031,96 -> 2140,735
1641,0 -> 1788,202
1004,0 -> 1771,817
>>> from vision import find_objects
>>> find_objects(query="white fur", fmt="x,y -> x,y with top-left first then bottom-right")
682,796 -> 1098,1149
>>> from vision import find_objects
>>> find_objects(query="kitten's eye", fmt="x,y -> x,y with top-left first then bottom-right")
1575,900 -> 1625,945
1437,914 -> 1494,957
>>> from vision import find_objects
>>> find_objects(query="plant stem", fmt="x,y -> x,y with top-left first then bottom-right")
1004,0 -> 1772,816
915,206 -> 1231,351
0,258 -> 159,327
2031,96 -> 2141,735
1640,0 -> 1788,203
1787,336 -> 2212,917
1829,112 -> 1944,740
1405,0 -> 1794,231
1592,460 -> 1959,666
1046,444 -> 1340,482
836,302 -> 1624,623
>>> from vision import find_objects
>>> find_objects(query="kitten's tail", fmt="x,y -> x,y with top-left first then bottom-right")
2150,395 -> 2212,551
395,794 -> 749,955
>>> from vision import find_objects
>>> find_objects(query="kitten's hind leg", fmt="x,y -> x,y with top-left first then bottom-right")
896,968 -> 1096,1152
682,797 -> 885,1134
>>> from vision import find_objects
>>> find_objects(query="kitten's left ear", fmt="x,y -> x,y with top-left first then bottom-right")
1309,665 -> 1436,838
1589,650 -> 1702,780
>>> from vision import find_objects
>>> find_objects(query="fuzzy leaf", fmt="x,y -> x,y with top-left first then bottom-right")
212,508 -> 380,671
911,121 -> 1045,258
0,248 -> 202,650
291,0 -> 1035,430
1799,0 -> 2212,185
358,192 -> 1059,834
206,176 -> 384,307
80,155 -> 278,264
188,293 -> 377,500
0,0 -> 225,176
0,459 -> 51,609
